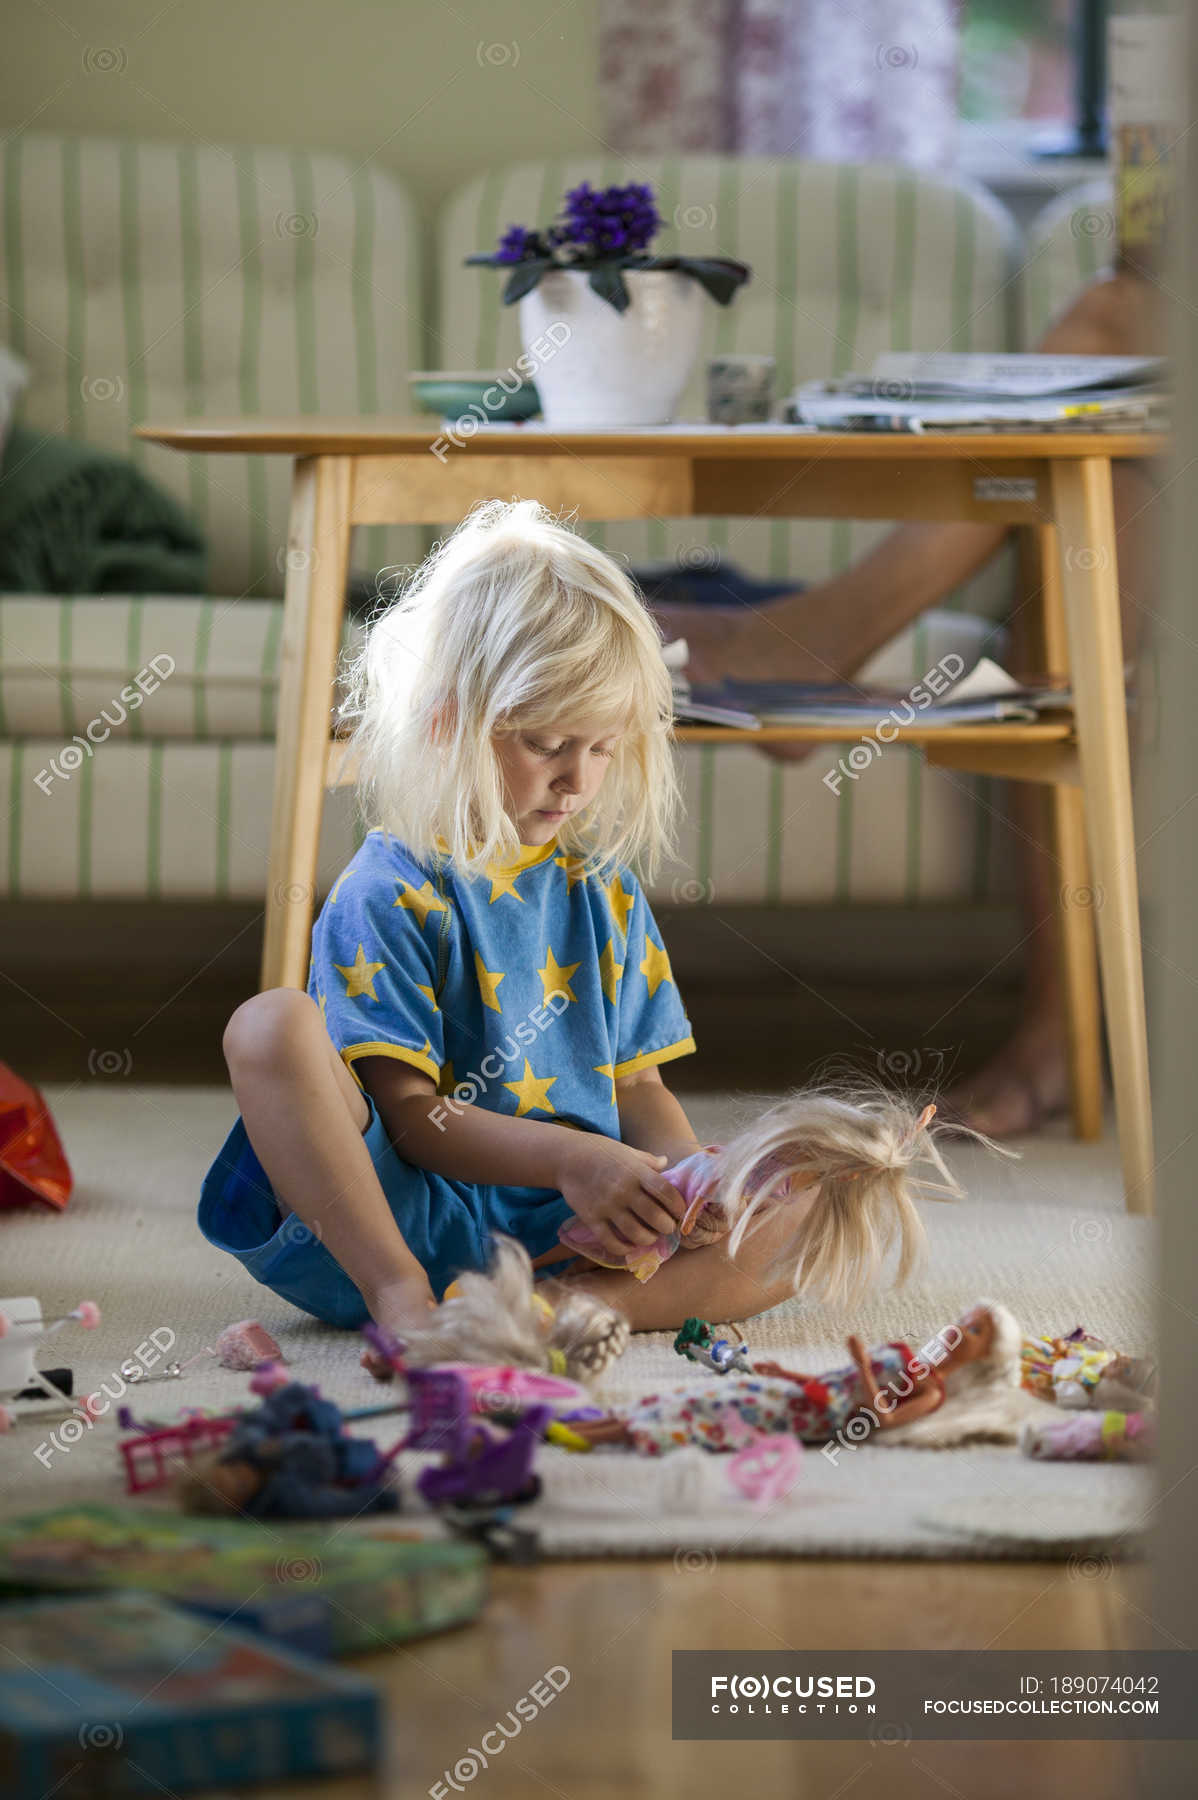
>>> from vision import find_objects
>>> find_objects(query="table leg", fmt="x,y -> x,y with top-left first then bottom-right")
260,454 -> 353,992
1050,457 -> 1154,1214
1035,524 -> 1104,1140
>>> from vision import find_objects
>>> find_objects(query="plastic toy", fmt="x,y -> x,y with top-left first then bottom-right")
0,1297 -> 100,1430
361,1323 -> 593,1417
726,1433 -> 804,1508
673,1318 -> 754,1375
117,1407 -> 239,1495
213,1319 -> 284,1370
1020,1409 -> 1157,1462
1020,1327 -> 1156,1412
400,1367 -> 550,1510
181,1380 -> 401,1519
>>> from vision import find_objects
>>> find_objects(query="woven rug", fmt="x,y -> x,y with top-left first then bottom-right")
0,1085 -> 1157,1558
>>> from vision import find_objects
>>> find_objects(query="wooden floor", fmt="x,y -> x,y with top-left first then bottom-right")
264,1558 -> 1155,1798
8,899 -> 1156,1798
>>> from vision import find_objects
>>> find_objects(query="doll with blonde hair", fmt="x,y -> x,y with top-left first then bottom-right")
200,497 -> 975,1348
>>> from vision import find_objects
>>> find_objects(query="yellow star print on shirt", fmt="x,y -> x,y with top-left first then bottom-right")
504,1058 -> 557,1117
328,868 -> 354,905
594,1061 -> 616,1107
598,937 -> 624,1004
606,873 -> 635,937
416,983 -> 437,1010
554,852 -> 587,891
484,861 -> 526,905
640,937 -> 674,998
394,879 -> 448,929
474,950 -> 506,1013
334,943 -> 386,1001
538,946 -> 580,1007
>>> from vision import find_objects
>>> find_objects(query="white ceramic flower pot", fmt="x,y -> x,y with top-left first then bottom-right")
519,268 -> 705,427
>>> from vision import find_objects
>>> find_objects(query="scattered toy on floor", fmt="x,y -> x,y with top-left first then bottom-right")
360,1238 -> 630,1383
213,1319 -> 284,1370
0,1297 -> 100,1426
180,1380 -> 401,1519
397,1366 -> 550,1512
726,1432 -> 804,1508
119,1408 -> 240,1494
568,1301 -> 1032,1454
1020,1409 -> 1157,1462
1020,1328 -> 1157,1413
673,1318 -> 754,1375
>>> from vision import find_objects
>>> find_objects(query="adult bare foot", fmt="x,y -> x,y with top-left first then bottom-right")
940,1009 -> 1077,1139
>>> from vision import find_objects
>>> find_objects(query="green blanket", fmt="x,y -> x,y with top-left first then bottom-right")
0,424 -> 207,594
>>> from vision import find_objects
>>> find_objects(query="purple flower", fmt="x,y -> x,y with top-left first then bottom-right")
494,224 -> 539,264
559,180 -> 661,256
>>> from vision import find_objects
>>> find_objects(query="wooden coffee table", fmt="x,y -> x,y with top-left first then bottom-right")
138,418 -> 1160,1213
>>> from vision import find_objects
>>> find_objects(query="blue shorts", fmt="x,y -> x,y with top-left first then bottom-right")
197,1093 -> 575,1327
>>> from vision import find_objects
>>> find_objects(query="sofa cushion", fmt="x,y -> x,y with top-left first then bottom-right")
0,604 -> 1010,906
1019,178 -> 1115,347
0,594 -> 365,741
0,132 -> 429,601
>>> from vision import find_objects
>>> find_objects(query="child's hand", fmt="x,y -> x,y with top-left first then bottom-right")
556,1136 -> 687,1260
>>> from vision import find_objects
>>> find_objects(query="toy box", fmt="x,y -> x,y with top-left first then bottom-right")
0,1589 -> 381,1797
0,1505 -> 488,1655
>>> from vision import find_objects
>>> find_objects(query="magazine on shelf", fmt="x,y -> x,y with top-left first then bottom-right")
668,651 -> 1076,731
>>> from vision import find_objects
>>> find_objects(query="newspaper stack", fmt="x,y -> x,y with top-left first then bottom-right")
787,352 -> 1169,433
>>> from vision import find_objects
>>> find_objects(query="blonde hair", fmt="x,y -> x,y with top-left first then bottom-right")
337,498 -> 681,884
704,1081 -> 1014,1310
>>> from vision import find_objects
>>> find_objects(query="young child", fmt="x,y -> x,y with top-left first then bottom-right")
198,500 -> 914,1342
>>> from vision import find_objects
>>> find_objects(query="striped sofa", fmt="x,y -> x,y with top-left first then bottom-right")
0,134 -> 1112,915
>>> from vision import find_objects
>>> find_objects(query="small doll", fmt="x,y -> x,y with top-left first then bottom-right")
673,1318 -> 754,1375
1020,1409 -> 1156,1462
1020,1328 -> 1156,1413
361,1237 -> 630,1385
557,1084 -> 1001,1307
570,1301 -> 1027,1453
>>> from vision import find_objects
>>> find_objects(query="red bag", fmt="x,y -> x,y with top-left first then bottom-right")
0,1062 -> 72,1209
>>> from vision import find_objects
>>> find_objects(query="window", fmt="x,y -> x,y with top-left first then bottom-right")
961,0 -> 1107,159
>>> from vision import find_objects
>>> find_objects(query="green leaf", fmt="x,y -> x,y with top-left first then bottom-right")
674,257 -> 752,306
501,260 -> 552,305
588,265 -> 630,313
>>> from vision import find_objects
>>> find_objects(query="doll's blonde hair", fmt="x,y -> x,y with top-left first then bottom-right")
337,498 -> 680,884
709,1081 -> 1012,1310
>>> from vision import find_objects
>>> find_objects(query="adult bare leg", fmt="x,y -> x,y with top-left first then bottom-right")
652,273 -> 1165,1131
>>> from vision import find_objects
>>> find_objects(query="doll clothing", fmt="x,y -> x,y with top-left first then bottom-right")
624,1342 -> 920,1454
557,1143 -> 724,1279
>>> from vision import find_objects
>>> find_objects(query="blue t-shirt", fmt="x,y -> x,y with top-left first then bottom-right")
308,829 -> 696,1138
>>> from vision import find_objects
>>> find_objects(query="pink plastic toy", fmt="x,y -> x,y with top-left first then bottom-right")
727,1432 -> 804,1509
248,1360 -> 292,1396
118,1410 -> 238,1494
214,1320 -> 284,1371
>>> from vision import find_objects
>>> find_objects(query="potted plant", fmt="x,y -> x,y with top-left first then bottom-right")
466,180 -> 750,427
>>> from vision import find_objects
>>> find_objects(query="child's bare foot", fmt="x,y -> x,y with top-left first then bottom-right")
940,1010 -> 1076,1139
